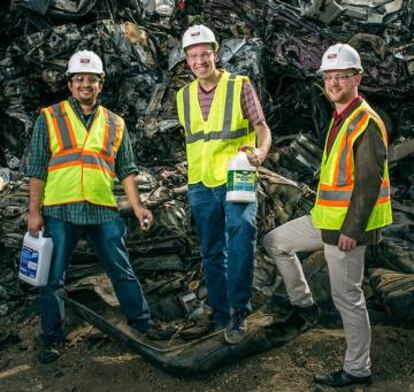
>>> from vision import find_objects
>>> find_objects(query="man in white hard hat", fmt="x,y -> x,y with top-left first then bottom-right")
26,50 -> 173,363
176,25 -> 272,344
263,43 -> 392,387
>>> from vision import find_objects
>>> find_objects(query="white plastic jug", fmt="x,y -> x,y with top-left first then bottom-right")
226,151 -> 257,203
19,231 -> 53,287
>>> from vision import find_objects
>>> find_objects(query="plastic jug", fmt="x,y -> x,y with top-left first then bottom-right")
19,231 -> 53,287
226,151 -> 257,203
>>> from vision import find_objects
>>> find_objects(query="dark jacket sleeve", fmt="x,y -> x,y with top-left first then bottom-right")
340,119 -> 387,240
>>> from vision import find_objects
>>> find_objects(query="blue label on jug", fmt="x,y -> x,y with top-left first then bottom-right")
20,246 -> 39,278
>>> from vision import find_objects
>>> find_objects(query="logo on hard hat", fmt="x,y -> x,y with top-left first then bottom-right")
80,58 -> 90,64
191,32 -> 201,37
327,54 -> 337,60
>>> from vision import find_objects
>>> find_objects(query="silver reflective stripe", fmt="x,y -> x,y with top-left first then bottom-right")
318,189 -> 352,201
83,154 -> 115,173
186,127 -> 253,144
104,110 -> 119,156
319,184 -> 389,202
379,185 -> 390,198
183,86 -> 191,135
222,75 -> 237,132
337,110 -> 367,186
51,104 -> 74,149
49,151 -> 81,167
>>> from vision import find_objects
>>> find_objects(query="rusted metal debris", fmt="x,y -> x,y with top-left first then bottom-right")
0,0 -> 413,373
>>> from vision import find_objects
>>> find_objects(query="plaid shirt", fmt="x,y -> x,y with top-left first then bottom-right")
198,78 -> 266,126
26,97 -> 138,225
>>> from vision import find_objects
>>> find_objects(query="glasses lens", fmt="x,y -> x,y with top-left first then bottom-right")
72,75 -> 100,84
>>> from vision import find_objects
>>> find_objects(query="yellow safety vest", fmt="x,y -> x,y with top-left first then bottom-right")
311,99 -> 392,231
42,100 -> 125,207
176,71 -> 256,187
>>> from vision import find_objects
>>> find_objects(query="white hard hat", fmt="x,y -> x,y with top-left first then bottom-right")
318,43 -> 363,73
66,50 -> 105,77
182,25 -> 219,51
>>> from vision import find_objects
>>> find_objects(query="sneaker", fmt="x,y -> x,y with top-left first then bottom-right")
291,303 -> 320,331
207,319 -> 228,333
38,340 -> 65,364
134,321 -> 177,340
224,312 -> 247,345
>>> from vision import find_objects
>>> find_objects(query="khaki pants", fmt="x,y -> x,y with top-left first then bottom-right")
263,215 -> 371,377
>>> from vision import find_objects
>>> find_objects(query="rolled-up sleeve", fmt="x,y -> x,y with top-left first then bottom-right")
25,113 -> 50,181
115,126 -> 138,181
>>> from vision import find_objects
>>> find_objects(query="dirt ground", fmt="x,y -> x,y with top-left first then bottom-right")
0,307 -> 413,392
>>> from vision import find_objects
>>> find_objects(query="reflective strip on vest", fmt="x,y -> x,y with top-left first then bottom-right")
42,100 -> 124,207
48,150 -> 82,170
47,102 -> 77,150
82,153 -> 116,176
183,86 -> 191,136
102,109 -> 120,156
318,181 -> 390,206
177,71 -> 255,187
182,74 -> 253,144
336,110 -> 368,186
311,100 -> 392,231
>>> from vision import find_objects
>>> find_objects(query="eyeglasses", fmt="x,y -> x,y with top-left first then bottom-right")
322,74 -> 356,83
186,51 -> 215,62
71,75 -> 101,84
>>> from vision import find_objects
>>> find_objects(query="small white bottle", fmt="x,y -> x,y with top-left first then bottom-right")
19,231 -> 53,287
226,151 -> 257,203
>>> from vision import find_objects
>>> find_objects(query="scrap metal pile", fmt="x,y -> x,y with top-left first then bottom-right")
0,0 -> 413,373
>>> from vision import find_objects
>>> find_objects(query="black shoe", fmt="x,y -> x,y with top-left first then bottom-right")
314,369 -> 372,387
142,323 -> 178,340
224,311 -> 247,345
38,341 -> 65,364
290,303 -> 320,332
207,318 -> 228,333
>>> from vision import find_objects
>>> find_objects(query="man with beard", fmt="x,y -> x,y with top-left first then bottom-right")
27,50 -> 172,364
263,44 -> 392,387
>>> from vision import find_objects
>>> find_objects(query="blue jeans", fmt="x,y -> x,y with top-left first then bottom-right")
188,183 -> 257,323
41,216 -> 151,343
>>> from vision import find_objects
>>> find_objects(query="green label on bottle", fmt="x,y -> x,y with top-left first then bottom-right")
227,170 -> 256,192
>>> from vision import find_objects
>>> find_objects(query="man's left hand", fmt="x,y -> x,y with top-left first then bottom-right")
134,207 -> 153,231
338,234 -> 357,252
240,146 -> 267,167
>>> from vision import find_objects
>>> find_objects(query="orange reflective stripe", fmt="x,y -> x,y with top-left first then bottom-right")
335,111 -> 369,186
346,112 -> 369,178
82,154 -> 115,174
48,106 -> 64,150
83,164 -> 115,177
54,147 -> 82,157
60,101 -> 77,147
319,183 -> 353,191
83,150 -> 115,163
103,109 -> 120,156
376,196 -> 391,204
102,109 -> 110,155
50,104 -> 77,150
48,161 -> 81,172
49,151 -> 82,170
317,199 -> 349,207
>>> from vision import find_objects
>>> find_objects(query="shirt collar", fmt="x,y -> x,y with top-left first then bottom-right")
333,96 -> 363,123
68,96 -> 100,118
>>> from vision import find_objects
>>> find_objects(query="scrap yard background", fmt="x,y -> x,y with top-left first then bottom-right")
0,0 -> 413,391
